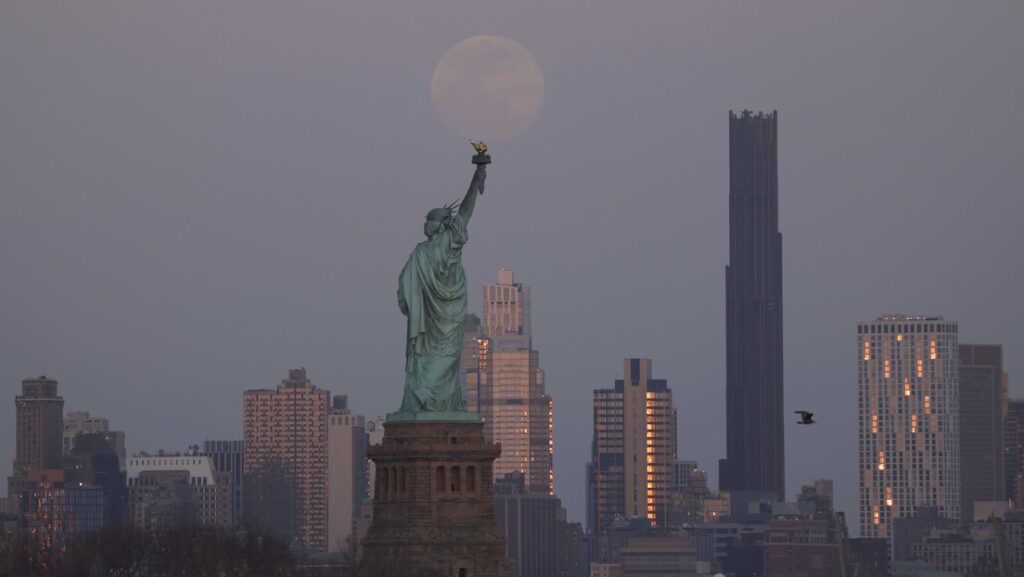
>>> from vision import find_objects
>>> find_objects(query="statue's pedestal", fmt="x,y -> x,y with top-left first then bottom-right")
357,419 -> 510,577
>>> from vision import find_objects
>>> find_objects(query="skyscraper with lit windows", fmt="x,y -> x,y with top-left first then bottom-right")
473,269 -> 553,494
461,313 -> 487,414
587,358 -> 677,533
857,315 -> 960,541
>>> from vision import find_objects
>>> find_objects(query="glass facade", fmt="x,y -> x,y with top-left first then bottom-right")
23,482 -> 104,551
475,270 -> 554,495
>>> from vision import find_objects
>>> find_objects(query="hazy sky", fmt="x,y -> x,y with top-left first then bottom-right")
2,1 -> 1022,536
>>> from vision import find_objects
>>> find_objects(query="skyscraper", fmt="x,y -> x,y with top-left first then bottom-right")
494,472 -> 568,577
63,411 -> 107,455
588,358 -> 677,533
958,344 -> 1004,520
13,376 -> 65,472
1004,399 -> 1024,504
666,460 -> 701,527
20,470 -> 104,550
202,440 -> 244,529
483,268 -> 531,339
327,394 -> 367,553
461,313 -> 487,414
721,110 -> 784,500
8,375 -> 65,513
476,269 -> 553,494
63,432 -> 128,526
243,368 -> 329,551
857,315 -> 960,540
63,411 -> 126,472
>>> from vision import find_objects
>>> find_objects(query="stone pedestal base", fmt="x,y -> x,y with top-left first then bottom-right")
357,420 -> 510,577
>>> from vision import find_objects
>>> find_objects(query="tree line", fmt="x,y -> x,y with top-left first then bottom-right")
0,523 -> 314,577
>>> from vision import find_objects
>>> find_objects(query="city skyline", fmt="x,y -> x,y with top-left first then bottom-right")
3,1 -> 1024,536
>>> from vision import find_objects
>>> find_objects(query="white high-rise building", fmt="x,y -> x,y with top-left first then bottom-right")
127,452 -> 232,527
327,395 -> 367,553
857,315 -> 960,540
483,268 -> 531,338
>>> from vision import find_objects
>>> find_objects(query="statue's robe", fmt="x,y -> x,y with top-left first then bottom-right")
397,216 -> 468,412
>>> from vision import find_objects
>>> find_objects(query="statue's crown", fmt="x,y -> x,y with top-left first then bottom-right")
426,201 -> 459,223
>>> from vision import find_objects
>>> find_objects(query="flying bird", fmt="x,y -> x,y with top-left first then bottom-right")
795,410 -> 815,425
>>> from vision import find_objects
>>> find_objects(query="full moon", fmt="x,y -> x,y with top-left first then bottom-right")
431,36 -> 545,142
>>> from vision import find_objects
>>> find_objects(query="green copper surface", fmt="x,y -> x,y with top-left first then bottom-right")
391,159 -> 487,422
385,410 -> 482,423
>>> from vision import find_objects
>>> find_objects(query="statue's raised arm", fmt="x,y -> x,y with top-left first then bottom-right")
453,164 -> 486,229
390,145 -> 491,422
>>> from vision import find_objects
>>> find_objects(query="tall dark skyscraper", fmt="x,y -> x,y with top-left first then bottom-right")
720,110 -> 784,500
1004,399 -> 1024,504
958,344 -> 1004,520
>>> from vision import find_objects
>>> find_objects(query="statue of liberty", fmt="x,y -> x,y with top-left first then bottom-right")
391,145 -> 490,421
